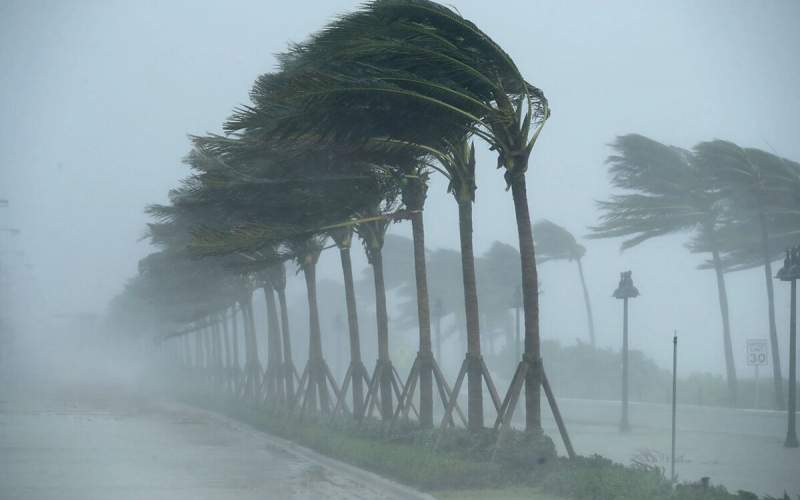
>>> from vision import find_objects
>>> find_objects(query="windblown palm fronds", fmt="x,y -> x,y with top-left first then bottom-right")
590,133 -> 739,405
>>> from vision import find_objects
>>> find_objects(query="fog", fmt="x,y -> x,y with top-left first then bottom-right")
1,1 -> 799,498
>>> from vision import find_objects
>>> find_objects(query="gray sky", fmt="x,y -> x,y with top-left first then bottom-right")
2,0 -> 799,375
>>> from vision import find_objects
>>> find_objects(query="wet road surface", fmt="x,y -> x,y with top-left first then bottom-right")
0,382 -> 420,500
540,398 -> 800,497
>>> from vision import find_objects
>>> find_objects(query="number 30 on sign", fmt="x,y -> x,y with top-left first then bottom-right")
746,339 -> 769,366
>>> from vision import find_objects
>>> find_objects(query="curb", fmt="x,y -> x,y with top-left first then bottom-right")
167,400 -> 436,500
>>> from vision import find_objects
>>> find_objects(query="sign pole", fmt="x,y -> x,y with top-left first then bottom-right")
754,364 -> 759,410
671,331 -> 678,484
745,338 -> 768,410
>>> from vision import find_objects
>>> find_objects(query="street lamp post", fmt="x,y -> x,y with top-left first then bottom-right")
614,270 -> 639,432
776,246 -> 799,448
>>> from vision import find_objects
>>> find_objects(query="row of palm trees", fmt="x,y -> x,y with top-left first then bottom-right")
590,134 -> 800,409
110,0 -> 558,435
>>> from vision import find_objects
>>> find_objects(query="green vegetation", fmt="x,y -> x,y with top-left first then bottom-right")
533,341 -> 800,409
105,0 -> 800,496
590,134 -> 800,409
179,388 -> 788,500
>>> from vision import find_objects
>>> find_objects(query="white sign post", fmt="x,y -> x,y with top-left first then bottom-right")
746,339 -> 769,409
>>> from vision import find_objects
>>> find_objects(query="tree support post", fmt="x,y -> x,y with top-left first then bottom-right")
392,352 -> 466,429
437,354 -> 500,437
492,355 -> 575,460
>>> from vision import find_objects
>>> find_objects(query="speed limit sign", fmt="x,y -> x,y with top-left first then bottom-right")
746,339 -> 769,366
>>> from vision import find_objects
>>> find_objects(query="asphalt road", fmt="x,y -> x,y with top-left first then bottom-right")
0,381 -> 427,500
538,397 -> 800,497
1,346 -> 797,499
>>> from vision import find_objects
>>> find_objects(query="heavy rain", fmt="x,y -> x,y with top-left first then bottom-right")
1,1 -> 799,499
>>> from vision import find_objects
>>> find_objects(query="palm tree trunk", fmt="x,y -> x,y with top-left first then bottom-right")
576,258 -> 596,346
411,209 -> 434,428
231,306 -> 240,371
509,171 -> 542,433
263,285 -> 284,402
371,248 -> 393,420
245,299 -> 260,367
276,286 -> 294,400
221,312 -> 231,371
339,245 -> 365,417
710,243 -> 738,407
457,199 -> 484,430
758,211 -> 785,410
221,311 -> 233,390
194,328 -> 203,370
202,326 -> 211,372
241,296 -> 260,399
302,258 -> 328,412
212,320 -> 223,385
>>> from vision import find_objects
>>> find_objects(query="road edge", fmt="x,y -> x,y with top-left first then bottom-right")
165,399 -> 436,500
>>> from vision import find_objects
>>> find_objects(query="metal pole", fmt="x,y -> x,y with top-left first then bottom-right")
754,364 -> 759,410
620,297 -> 630,432
786,279 -> 798,448
671,332 -> 678,482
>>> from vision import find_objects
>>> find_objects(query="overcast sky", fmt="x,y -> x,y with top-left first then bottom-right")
2,0 -> 799,375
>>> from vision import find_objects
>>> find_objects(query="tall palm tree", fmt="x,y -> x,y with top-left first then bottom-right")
328,225 -> 369,418
478,242 -> 522,358
694,141 -> 800,410
258,269 -> 285,403
179,141 -> 396,413
398,169 -> 436,428
228,0 -> 552,431
218,90 -> 462,428
265,262 -> 297,401
589,134 -> 739,406
436,139 -> 499,430
284,236 -> 337,413
355,200 -> 402,420
534,219 -> 596,346
143,181 -> 271,400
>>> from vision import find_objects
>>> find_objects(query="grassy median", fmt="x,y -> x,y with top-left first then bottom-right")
180,389 -> 788,500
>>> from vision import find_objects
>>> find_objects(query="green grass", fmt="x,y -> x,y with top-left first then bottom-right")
187,392 -> 502,490
434,487 -> 565,499
179,389 -> 787,500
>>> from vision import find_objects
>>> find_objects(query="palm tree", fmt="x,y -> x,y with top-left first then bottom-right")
436,139 -> 500,430
228,0 -> 552,431
694,141 -> 800,410
218,86 -> 465,428
178,142 -> 397,413
265,262 -> 297,401
328,225 -> 369,418
286,235 -> 344,413
355,200 -> 403,420
534,220 -> 596,346
478,242 -> 523,358
589,134 -> 739,406
398,168 -> 436,428
258,269 -> 285,404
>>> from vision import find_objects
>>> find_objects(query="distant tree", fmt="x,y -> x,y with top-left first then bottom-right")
589,134 -> 739,406
478,242 -> 522,354
693,141 -> 800,410
534,220 -> 596,346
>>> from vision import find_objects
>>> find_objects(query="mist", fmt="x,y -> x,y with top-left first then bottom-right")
1,1 -> 799,499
